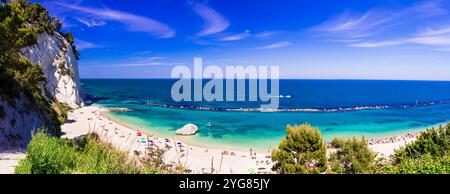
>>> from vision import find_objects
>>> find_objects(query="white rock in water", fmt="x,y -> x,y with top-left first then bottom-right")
176,124 -> 198,136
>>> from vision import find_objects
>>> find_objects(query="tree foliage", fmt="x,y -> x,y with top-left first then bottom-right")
271,124 -> 328,174
382,154 -> 450,174
378,123 -> 450,174
0,0 -> 78,134
272,123 -> 450,174
329,137 -> 378,174
393,124 -> 450,164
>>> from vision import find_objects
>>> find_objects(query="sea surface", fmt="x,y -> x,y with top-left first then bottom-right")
81,79 -> 450,151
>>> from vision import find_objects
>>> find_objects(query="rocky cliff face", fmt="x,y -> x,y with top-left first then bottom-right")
22,33 -> 84,108
0,94 -> 48,147
0,32 -> 83,146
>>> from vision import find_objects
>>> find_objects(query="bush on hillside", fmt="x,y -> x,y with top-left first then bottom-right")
15,132 -> 158,174
329,137 -> 378,174
393,124 -> 450,164
271,124 -> 328,174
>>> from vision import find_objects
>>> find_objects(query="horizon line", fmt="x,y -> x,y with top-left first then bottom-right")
79,78 -> 450,82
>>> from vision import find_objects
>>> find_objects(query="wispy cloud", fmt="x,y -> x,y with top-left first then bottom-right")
108,63 -> 164,67
314,1 -> 448,39
82,56 -> 185,68
218,30 -> 251,41
418,26 -> 450,36
312,9 -> 398,39
254,31 -> 282,39
80,62 -> 165,68
349,40 -> 405,48
75,39 -> 103,50
409,34 -> 450,46
75,17 -> 106,27
433,47 -> 450,52
350,26 -> 450,48
193,3 -> 229,36
410,0 -> 448,17
58,16 -> 78,29
256,41 -> 293,49
57,3 -> 175,38
313,0 -> 450,49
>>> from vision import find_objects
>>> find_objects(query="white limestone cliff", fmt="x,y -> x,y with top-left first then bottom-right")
0,32 -> 83,146
22,32 -> 84,108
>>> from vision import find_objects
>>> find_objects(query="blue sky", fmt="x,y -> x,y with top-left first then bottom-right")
37,0 -> 450,80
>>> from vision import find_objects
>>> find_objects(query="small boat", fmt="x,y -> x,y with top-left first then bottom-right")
285,95 -> 291,98
206,122 -> 213,127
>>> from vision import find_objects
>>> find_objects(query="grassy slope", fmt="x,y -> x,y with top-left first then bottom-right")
15,133 -> 160,174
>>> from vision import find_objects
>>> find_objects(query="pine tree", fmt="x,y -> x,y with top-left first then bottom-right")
271,124 -> 328,174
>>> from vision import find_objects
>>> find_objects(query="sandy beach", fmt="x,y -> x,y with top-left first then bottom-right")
0,105 -> 425,174
61,106 -> 273,174
58,105 -> 424,174
0,105 -> 423,174
0,147 -> 26,174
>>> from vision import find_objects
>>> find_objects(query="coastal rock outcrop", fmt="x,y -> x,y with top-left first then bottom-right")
0,95 -> 50,147
22,33 -> 84,108
0,32 -> 83,146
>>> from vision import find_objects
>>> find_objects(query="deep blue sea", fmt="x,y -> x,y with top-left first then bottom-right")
81,79 -> 450,151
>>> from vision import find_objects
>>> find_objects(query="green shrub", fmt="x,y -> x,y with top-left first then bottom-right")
15,132 -> 78,174
15,132 -> 160,174
52,102 -> 71,123
271,124 -> 328,174
329,137 -> 378,174
382,154 -> 450,174
393,124 -> 450,164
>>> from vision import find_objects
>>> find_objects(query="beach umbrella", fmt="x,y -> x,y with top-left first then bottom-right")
136,131 -> 142,136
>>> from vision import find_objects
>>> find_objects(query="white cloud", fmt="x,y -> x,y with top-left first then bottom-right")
350,26 -> 450,48
57,3 -> 175,38
433,47 -> 450,52
349,40 -> 405,48
80,54 -> 179,68
409,34 -> 450,46
193,3 -> 229,36
313,0 -> 450,50
256,41 -> 293,49
418,26 -> 450,36
75,17 -> 106,27
410,0 -> 448,17
75,40 -> 103,50
312,9 -> 396,38
314,1 -> 448,39
218,30 -> 251,41
254,31 -> 282,39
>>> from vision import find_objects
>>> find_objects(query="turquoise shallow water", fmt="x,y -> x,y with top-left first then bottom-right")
82,79 -> 450,151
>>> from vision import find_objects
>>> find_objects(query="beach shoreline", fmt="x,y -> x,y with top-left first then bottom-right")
100,110 -> 277,153
102,105 -> 439,152
62,106 -> 274,174
60,105 -> 444,174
